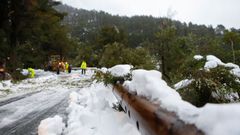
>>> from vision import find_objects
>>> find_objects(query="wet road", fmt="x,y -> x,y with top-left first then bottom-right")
0,71 -> 91,135
0,90 -> 69,135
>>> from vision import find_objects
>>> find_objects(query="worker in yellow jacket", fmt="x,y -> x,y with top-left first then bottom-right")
27,68 -> 35,78
65,62 -> 69,73
80,61 -> 87,75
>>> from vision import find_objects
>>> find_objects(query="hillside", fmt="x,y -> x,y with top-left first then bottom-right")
55,4 -> 223,47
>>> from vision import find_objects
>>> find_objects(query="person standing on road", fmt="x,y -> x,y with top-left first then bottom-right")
65,62 -> 69,73
80,60 -> 87,75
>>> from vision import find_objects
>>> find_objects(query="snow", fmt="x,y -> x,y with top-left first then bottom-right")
225,92 -> 239,102
0,80 -> 13,97
21,69 -> 29,76
35,69 -> 140,135
123,68 -> 240,135
38,115 -> 65,135
108,64 -> 132,77
0,86 -> 70,128
204,55 -> 239,70
194,104 -> 240,135
69,91 -> 79,103
225,63 -> 239,69
64,82 -> 140,135
174,79 -> 194,90
194,55 -> 203,60
203,55 -> 240,78
206,55 -> 224,65
2,62 -> 240,135
0,69 -> 95,130
100,67 -> 108,73
204,60 -> 219,69
124,69 -> 181,101
0,83 -> 2,90
231,68 -> 240,78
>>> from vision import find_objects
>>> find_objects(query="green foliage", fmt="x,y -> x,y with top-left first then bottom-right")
99,42 -> 156,69
11,70 -> 28,82
72,42 -> 99,67
97,26 -> 127,46
99,42 -> 125,67
176,56 -> 206,80
56,4 -> 240,84
0,0 -> 76,78
93,70 -> 131,86
179,65 -> 240,107
223,30 -> 240,63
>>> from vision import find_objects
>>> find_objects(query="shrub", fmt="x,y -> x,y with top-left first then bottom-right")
179,66 -> 240,107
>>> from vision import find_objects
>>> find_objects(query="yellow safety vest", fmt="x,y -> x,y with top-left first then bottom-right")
65,63 -> 69,71
81,61 -> 87,69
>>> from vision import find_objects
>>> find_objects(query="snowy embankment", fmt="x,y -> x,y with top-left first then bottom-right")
38,81 -> 140,135
107,61 -> 240,135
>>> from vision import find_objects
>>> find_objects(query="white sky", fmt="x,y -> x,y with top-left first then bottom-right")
59,0 -> 240,29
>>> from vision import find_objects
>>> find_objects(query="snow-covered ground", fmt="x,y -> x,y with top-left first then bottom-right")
2,57 -> 240,135
0,69 -> 96,134
1,69 -> 140,135
38,79 -> 140,135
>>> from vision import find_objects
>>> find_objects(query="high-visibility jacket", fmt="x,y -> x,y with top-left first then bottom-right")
80,61 -> 87,69
65,63 -> 69,72
27,68 -> 35,78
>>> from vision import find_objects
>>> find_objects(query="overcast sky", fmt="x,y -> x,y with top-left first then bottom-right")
59,0 -> 240,29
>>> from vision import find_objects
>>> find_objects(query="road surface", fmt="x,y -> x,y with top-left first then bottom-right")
0,70 -> 91,135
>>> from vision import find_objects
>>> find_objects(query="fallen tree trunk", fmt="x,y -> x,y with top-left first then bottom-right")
113,84 -> 204,135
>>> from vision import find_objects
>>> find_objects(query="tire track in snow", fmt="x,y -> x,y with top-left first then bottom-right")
0,95 -> 69,135
0,91 -> 41,107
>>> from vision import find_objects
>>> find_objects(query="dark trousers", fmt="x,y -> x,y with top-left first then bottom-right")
81,69 -> 86,74
0,72 -> 5,80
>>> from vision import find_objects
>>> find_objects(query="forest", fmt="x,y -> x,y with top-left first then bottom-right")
1,1 -> 240,105
55,4 -> 240,82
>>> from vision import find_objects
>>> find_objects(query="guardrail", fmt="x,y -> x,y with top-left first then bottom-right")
113,84 -> 204,135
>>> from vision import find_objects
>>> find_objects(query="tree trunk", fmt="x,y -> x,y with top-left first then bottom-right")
230,40 -> 235,63
8,0 -> 19,72
159,44 -> 171,83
